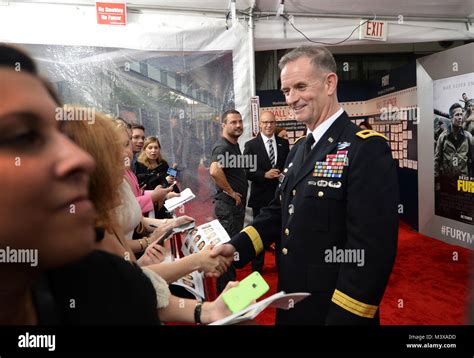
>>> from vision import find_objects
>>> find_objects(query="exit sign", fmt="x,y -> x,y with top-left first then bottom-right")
359,20 -> 388,41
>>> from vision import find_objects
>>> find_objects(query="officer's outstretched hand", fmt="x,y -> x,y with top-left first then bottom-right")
197,245 -> 231,277
210,243 -> 235,258
206,244 -> 235,278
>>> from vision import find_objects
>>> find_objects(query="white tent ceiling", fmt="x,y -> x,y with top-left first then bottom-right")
131,0 -> 474,20
7,0 -> 474,20
8,0 -> 474,19
5,0 -> 474,51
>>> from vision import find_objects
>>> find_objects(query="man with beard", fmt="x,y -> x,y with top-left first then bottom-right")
210,109 -> 247,294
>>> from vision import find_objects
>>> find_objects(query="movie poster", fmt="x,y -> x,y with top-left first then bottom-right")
433,73 -> 474,225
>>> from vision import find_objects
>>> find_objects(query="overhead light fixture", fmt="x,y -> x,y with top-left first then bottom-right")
276,0 -> 284,18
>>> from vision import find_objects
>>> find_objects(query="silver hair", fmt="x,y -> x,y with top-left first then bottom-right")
278,46 -> 337,74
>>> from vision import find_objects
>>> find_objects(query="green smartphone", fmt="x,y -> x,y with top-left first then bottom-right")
222,271 -> 270,313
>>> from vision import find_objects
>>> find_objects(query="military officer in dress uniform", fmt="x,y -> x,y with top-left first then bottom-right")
211,46 -> 399,325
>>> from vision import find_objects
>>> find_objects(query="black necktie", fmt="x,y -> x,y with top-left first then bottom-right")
303,133 -> 315,162
268,139 -> 275,167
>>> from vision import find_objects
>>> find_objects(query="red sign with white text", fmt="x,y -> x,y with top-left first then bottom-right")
96,2 -> 127,26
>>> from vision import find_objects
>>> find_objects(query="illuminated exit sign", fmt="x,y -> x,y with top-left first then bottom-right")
359,20 -> 388,41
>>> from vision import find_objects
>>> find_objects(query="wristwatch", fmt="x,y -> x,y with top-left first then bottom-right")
194,302 -> 202,324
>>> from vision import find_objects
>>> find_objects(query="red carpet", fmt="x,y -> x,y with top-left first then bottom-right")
381,221 -> 472,325
182,164 -> 474,325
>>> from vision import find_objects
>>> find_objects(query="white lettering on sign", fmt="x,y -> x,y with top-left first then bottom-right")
96,2 -> 127,25
105,7 -> 123,13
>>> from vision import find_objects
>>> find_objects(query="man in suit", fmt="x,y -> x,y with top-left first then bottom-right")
212,46 -> 399,325
244,111 -> 289,273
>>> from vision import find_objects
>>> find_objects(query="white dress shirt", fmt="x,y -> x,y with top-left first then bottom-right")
306,107 -> 344,149
261,133 -> 277,165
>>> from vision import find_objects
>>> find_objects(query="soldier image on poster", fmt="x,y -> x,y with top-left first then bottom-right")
435,103 -> 473,180
434,101 -> 474,223
463,99 -> 474,136
433,72 -> 474,225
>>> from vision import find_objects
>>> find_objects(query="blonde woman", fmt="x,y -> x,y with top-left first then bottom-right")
136,136 -> 179,218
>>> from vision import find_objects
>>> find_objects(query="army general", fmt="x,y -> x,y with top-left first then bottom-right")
212,46 -> 399,325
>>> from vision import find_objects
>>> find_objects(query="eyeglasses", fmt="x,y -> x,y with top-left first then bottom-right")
261,121 -> 276,125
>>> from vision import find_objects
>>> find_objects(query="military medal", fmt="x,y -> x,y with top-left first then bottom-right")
312,150 -> 349,178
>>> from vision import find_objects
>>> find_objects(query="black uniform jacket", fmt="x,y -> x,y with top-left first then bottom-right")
231,112 -> 399,325
244,133 -> 290,209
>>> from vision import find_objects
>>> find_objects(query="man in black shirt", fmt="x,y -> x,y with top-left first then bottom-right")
210,109 -> 248,294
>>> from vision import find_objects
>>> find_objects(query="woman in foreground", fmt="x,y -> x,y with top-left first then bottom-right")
0,43 -> 235,325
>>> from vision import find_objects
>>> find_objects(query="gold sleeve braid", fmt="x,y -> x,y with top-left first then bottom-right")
241,226 -> 264,256
331,289 -> 378,318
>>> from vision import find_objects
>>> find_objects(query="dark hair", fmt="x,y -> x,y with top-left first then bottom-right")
359,120 -> 373,130
0,44 -> 62,105
278,46 -> 337,75
131,124 -> 145,131
449,103 -> 462,117
221,109 -> 241,124
0,44 -> 37,74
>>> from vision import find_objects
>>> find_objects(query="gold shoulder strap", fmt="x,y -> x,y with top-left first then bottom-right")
356,129 -> 388,141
